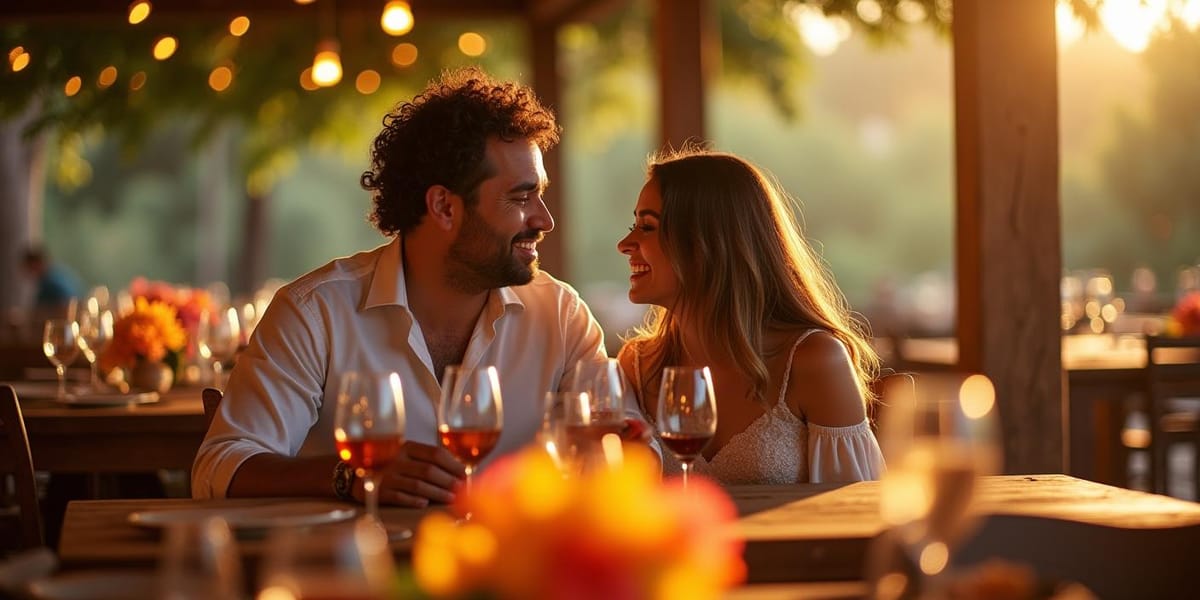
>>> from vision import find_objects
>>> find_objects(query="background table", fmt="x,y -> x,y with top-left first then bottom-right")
8,383 -> 207,472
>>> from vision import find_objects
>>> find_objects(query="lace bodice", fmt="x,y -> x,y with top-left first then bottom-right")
635,330 -> 885,485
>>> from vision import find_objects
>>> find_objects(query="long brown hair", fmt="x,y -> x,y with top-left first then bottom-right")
626,147 -> 879,412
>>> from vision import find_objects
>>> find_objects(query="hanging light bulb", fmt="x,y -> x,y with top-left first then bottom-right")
381,1 -> 414,36
310,39 -> 342,87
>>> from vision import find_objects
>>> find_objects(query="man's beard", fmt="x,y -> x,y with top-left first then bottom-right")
446,207 -> 541,293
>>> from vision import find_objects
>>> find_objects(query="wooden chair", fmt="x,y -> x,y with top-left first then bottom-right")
201,387 -> 224,432
1144,335 -> 1200,497
0,385 -> 43,550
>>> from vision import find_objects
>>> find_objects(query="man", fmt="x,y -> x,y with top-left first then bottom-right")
21,245 -> 82,312
192,67 -> 609,507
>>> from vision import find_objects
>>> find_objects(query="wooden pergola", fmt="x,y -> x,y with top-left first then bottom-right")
0,0 -> 1063,475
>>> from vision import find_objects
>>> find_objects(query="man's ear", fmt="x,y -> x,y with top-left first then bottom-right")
425,185 -> 458,231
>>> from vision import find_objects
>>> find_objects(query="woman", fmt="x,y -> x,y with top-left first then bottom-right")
616,148 -> 884,484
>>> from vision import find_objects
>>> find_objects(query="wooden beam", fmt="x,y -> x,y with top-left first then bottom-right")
653,0 -> 709,150
528,20 -> 567,280
953,0 -> 1063,474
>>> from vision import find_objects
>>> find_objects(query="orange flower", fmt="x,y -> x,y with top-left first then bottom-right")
1171,291 -> 1200,337
98,298 -> 187,372
413,446 -> 745,600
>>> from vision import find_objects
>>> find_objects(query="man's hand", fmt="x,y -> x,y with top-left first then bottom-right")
353,441 -> 465,508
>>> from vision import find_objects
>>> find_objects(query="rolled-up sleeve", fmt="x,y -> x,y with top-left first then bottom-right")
806,420 -> 886,483
191,288 -> 328,498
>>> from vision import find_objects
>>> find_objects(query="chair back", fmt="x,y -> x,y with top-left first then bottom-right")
0,385 -> 43,549
201,387 -> 224,432
1143,335 -> 1200,494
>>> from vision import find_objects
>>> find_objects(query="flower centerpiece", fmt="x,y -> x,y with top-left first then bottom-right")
98,297 -> 187,393
413,445 -> 745,600
1167,291 -> 1200,337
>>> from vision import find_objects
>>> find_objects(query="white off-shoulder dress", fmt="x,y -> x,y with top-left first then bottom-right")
635,330 -> 886,485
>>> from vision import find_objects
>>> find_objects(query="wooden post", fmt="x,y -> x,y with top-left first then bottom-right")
654,0 -> 709,150
953,0 -> 1063,473
529,19 -> 567,280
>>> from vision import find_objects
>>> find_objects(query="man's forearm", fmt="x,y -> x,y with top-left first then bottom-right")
226,453 -> 341,498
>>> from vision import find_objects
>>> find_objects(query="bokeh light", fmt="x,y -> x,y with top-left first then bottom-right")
97,66 -> 118,88
128,1 -> 152,25
355,69 -> 381,94
209,66 -> 233,92
152,36 -> 177,60
299,67 -> 318,91
229,16 -> 250,37
391,42 -> 418,66
64,76 -> 82,97
458,32 -> 486,56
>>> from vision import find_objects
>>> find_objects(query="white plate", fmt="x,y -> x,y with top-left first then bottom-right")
26,570 -> 158,600
128,501 -> 357,530
55,391 -> 160,407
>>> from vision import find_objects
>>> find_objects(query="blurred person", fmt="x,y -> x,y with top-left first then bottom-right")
616,148 -> 885,484
20,245 -> 81,313
193,67 -> 609,506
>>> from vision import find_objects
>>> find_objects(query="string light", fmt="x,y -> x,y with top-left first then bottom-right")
458,32 -> 486,57
391,42 -> 418,67
381,1 -> 414,36
355,69 -> 381,94
97,66 -> 118,88
294,0 -> 316,4
311,39 -> 342,87
64,76 -> 82,97
229,16 -> 251,37
130,71 -> 147,90
152,36 -> 177,60
128,1 -> 152,25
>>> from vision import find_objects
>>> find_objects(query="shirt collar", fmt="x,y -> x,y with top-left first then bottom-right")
363,236 -> 526,312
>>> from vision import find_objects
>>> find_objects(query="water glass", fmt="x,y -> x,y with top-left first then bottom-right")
872,373 -> 1001,597
42,319 -> 80,401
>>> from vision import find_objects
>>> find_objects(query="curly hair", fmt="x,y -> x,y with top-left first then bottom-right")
361,67 -> 560,236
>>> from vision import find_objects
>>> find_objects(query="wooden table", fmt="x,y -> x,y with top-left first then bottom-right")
7,382 -> 207,472
58,475 -> 1200,597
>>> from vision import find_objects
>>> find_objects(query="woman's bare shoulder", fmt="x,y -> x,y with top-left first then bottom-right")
785,330 -> 866,426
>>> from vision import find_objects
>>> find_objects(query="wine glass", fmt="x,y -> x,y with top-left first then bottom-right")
873,373 -> 1001,597
334,371 -> 407,535
580,358 -> 628,430
258,517 -> 395,600
200,306 -> 241,387
158,517 -> 243,600
438,365 -> 503,505
77,301 -> 113,390
655,366 -> 717,488
42,319 -> 80,401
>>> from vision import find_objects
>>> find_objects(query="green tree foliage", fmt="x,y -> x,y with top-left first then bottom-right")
1101,19 -> 1200,281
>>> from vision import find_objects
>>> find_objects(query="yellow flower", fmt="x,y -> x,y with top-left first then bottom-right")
413,445 -> 745,600
98,298 -> 187,372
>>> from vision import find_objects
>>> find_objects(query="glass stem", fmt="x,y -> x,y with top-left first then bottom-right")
56,365 -> 66,400
681,461 -> 691,489
363,471 -> 380,520
89,360 -> 99,389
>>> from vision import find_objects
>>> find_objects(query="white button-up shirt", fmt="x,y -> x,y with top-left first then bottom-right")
192,238 -> 609,498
